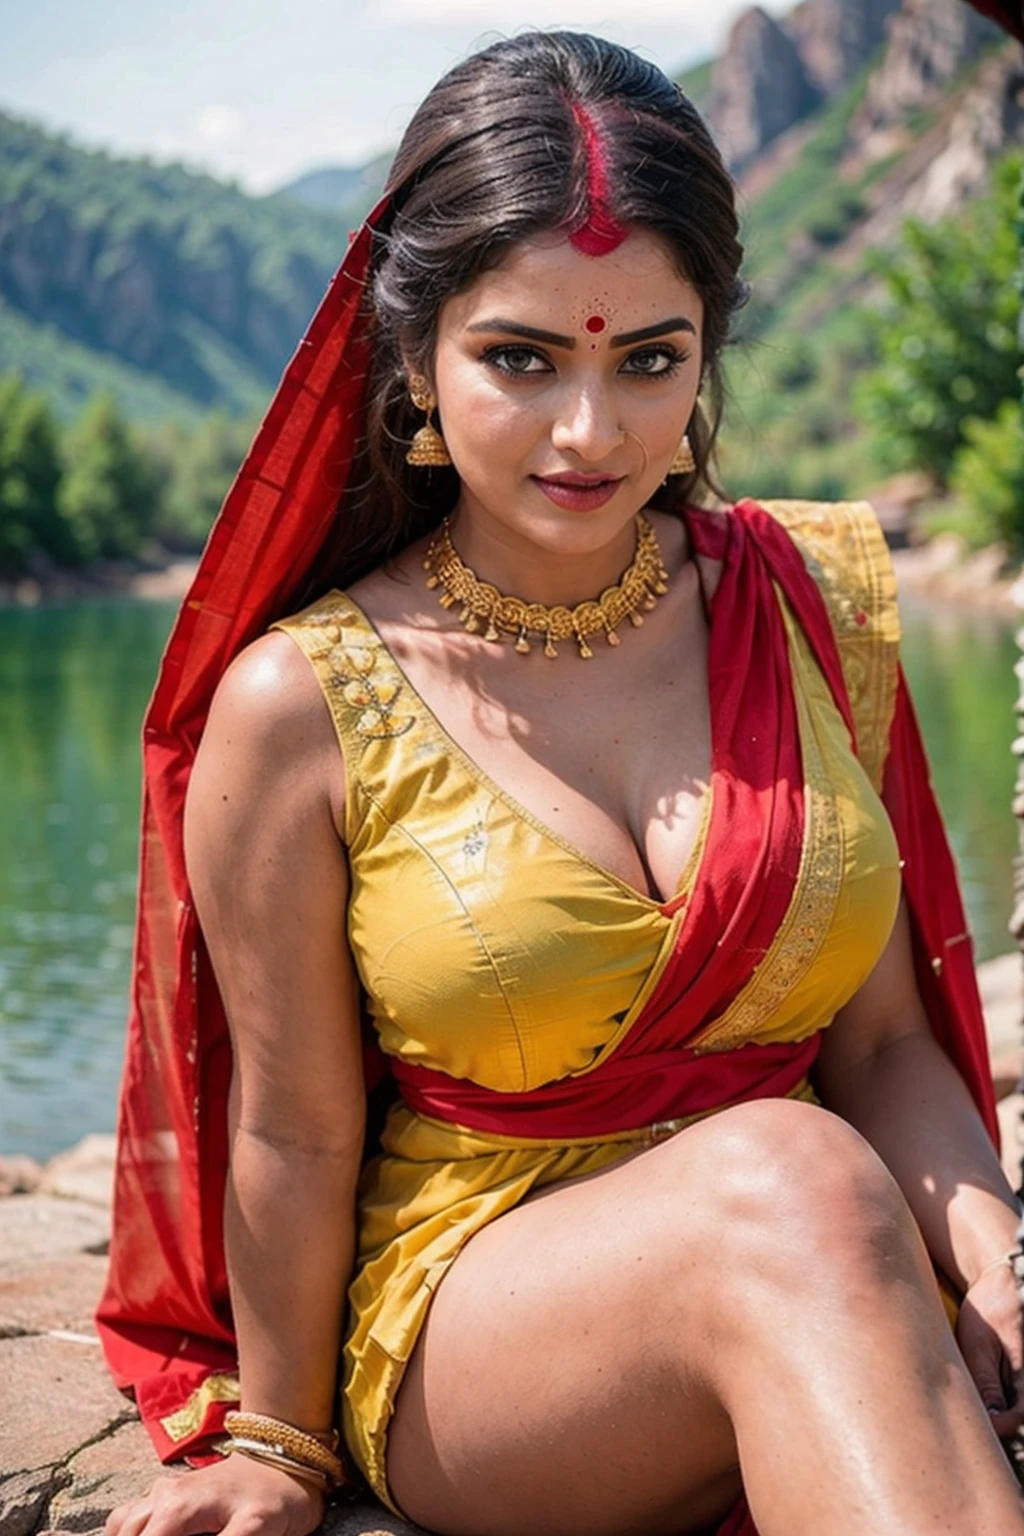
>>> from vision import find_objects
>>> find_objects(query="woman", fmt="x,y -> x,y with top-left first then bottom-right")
99,32 -> 1023,1536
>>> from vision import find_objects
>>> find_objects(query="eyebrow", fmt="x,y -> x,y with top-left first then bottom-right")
465,316 -> 697,348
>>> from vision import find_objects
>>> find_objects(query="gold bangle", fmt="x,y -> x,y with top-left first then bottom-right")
224,1439 -> 330,1492
223,1412 -> 346,1487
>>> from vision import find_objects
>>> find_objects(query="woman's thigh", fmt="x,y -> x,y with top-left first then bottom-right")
387,1126 -> 745,1536
386,1097 -> 912,1536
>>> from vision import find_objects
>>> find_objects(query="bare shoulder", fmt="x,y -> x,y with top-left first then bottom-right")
193,631 -> 347,837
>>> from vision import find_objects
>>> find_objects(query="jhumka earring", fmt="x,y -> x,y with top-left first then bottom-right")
667,433 -> 696,477
405,376 -> 451,467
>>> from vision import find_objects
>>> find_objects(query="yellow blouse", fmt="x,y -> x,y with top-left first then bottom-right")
271,499 -> 903,1509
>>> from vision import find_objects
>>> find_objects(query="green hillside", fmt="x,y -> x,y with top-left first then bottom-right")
0,24 -> 1015,513
0,110 -> 350,421
719,42 -> 1012,503
675,56 -> 714,113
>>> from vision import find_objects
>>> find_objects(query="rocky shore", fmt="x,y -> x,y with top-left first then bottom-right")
0,1155 -> 425,1536
1,951 -> 1022,1536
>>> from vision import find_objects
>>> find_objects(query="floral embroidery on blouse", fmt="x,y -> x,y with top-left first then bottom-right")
302,610 -> 415,740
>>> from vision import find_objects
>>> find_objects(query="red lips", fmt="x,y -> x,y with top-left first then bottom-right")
531,473 -> 625,511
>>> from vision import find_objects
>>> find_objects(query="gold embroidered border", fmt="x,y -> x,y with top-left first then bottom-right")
759,500 -> 900,793
160,1371 -> 241,1443
272,595 -> 416,744
689,594 -> 845,1054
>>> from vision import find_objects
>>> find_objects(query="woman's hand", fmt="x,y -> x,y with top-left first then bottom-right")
105,1455 -> 325,1536
957,1259 -> 1024,1440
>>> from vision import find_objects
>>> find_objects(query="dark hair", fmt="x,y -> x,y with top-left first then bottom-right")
318,30 -> 746,589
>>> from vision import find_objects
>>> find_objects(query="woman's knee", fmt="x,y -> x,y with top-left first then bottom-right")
671,1099 -> 923,1298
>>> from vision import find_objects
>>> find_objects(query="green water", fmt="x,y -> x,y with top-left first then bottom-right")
0,594 -> 1018,1160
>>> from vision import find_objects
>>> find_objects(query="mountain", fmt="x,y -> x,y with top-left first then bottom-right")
0,111 -> 352,421
0,0 -> 1020,467
720,6 -> 1022,501
276,150 -> 392,221
704,0 -> 1002,171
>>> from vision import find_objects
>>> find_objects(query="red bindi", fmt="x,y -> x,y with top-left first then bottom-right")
585,314 -> 607,334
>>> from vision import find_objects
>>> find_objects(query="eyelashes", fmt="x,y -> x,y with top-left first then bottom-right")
481,343 -> 689,380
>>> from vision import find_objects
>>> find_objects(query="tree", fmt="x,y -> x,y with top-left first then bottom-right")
949,399 -> 1024,550
148,411 -> 255,552
57,393 -> 163,560
855,154 -> 1022,484
0,374 -> 70,573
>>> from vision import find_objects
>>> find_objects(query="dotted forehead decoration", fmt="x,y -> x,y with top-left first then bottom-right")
568,101 -> 629,259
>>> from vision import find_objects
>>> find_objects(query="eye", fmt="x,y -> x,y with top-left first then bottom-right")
482,344 -> 553,377
621,345 -> 687,378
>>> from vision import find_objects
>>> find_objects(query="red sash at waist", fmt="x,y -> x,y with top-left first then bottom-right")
392,1032 -> 822,1140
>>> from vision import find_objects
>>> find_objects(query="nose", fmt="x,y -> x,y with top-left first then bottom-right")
550,380 -> 624,465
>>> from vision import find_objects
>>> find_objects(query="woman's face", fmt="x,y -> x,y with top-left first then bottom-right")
428,228 -> 705,559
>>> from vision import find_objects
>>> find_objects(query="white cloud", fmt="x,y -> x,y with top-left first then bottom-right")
374,0 -> 783,28
195,105 -> 246,144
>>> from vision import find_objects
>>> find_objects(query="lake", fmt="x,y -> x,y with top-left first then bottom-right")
0,591 -> 1018,1160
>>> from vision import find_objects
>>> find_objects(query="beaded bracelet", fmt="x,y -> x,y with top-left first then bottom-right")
223,1412 -> 347,1488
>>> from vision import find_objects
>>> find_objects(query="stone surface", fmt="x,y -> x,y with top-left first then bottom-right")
0,1335 -> 131,1476
325,1507 -> 425,1535
997,1092 -> 1023,1192
991,1045 -> 1022,1103
0,1160 -> 42,1199
0,1253 -> 109,1339
979,952 -> 1023,1060
42,1420 -> 182,1534
0,1198 -> 109,1275
40,1139 -> 116,1211
0,1335 -> 134,1536
34,1419 -> 426,1536
0,1465 -> 71,1536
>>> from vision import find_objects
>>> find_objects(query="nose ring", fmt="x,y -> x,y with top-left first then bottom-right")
621,428 -> 650,476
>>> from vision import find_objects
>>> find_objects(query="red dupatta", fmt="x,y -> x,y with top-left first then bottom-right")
96,193 -> 997,1534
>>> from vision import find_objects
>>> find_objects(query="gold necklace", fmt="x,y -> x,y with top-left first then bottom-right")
422,512 -> 669,659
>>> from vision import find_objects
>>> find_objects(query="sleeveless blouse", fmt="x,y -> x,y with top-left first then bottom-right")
271,501 -> 903,1507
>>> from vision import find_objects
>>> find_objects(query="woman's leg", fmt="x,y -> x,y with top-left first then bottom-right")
387,1099 -> 1023,1536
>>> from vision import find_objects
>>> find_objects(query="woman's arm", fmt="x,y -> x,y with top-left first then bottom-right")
108,633 -> 364,1536
817,898 -> 1022,1429
185,634 -> 366,1438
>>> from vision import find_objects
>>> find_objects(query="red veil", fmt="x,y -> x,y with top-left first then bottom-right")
96,185 -> 998,1535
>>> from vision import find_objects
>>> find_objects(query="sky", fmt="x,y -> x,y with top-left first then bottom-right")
0,0 -> 791,195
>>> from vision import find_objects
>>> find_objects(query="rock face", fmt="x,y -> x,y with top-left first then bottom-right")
705,0 -> 1009,176
901,45 -> 1024,220
706,0 -> 902,170
853,0 -> 1005,135
783,0 -> 902,94
707,7 -> 822,171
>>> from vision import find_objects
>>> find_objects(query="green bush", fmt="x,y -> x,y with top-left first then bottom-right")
948,399 -> 1024,550
855,154 -> 1022,483
0,368 -> 257,573
147,411 -> 256,551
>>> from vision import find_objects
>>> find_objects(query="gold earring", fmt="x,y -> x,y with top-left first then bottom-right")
406,376 -> 451,467
667,433 -> 696,477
